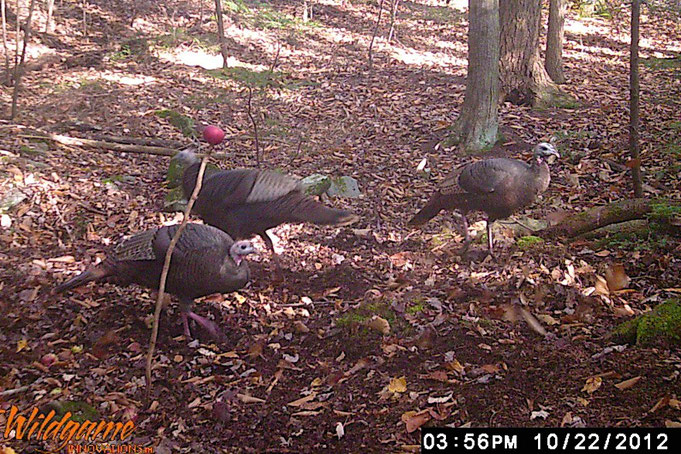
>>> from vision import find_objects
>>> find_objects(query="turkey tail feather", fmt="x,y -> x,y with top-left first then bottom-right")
409,193 -> 449,226
284,194 -> 359,226
54,267 -> 108,293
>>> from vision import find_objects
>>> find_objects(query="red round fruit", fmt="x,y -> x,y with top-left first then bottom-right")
203,125 -> 225,145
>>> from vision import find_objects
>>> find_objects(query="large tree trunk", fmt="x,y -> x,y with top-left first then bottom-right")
545,0 -> 567,84
450,0 -> 500,153
500,0 -> 565,107
629,0 -> 643,197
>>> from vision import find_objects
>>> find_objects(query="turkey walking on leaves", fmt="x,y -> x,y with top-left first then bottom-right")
54,224 -> 255,340
175,149 -> 360,276
409,142 -> 560,256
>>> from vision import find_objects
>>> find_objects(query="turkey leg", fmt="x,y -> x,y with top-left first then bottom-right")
486,219 -> 494,257
259,231 -> 283,278
180,298 -> 221,340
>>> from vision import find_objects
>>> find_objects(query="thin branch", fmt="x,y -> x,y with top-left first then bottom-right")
269,41 -> 281,73
145,153 -> 210,397
19,132 -> 180,156
10,0 -> 35,119
367,0 -> 385,70
246,86 -> 261,167
0,378 -> 43,397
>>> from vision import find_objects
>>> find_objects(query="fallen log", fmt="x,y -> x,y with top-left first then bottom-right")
542,198 -> 680,238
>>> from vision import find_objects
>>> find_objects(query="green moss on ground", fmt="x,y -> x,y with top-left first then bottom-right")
516,235 -> 544,250
610,300 -> 681,346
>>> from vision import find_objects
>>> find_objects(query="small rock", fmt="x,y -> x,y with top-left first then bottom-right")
326,176 -> 361,199
0,189 -> 27,213
300,174 -> 331,196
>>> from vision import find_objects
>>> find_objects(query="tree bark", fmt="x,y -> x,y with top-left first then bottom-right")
500,0 -> 564,107
545,0 -> 567,84
450,0 -> 499,152
215,0 -> 229,68
629,0 -> 643,197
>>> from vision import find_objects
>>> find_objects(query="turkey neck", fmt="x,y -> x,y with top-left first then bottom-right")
530,157 -> 551,194
182,161 -> 201,199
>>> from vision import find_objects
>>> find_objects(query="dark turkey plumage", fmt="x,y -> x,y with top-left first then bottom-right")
176,149 -> 359,273
54,223 -> 255,339
409,142 -> 560,255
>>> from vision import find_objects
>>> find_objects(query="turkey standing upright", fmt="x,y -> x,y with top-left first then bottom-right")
54,224 -> 255,339
409,142 -> 560,256
175,149 -> 359,274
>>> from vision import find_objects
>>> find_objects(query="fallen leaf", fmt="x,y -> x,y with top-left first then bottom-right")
237,394 -> 265,404
427,393 -> 452,404
665,420 -> 681,428
366,316 -> 390,335
614,376 -> 641,390
388,376 -> 407,393
288,392 -> 317,407
582,376 -> 602,394
16,339 -> 28,353
402,410 -> 431,433
335,422 -> 344,440
531,410 -> 549,420
594,275 -> 610,296
605,264 -> 630,291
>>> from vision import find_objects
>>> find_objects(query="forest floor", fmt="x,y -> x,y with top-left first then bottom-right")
1,0 -> 681,452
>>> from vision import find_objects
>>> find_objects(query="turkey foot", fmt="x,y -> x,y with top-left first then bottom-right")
181,311 -> 222,340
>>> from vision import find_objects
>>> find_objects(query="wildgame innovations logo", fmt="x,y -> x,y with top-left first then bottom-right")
0,405 -> 151,453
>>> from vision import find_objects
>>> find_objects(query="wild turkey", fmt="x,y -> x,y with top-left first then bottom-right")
175,149 -> 359,274
409,142 -> 560,256
54,224 -> 255,339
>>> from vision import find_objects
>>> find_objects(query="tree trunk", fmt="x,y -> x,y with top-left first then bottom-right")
545,0 -> 566,84
500,0 -> 564,107
629,0 -> 643,197
215,0 -> 229,68
450,0 -> 499,153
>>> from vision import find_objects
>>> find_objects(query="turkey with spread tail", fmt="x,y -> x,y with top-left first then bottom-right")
409,142 -> 560,256
175,149 -> 359,274
54,223 -> 255,340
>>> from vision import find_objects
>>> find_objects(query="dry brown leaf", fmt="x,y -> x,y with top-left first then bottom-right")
594,275 -> 610,296
605,263 -> 630,291
665,420 -> 681,428
650,396 -> 670,413
237,394 -> 265,404
519,307 -> 547,336
614,376 -> 641,390
582,376 -> 602,394
366,316 -> 390,335
388,376 -> 407,393
288,392 -> 317,407
402,410 -> 432,433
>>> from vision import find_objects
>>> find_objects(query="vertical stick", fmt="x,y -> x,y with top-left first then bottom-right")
10,0 -> 36,120
145,154 -> 210,397
1,0 -> 9,85
629,0 -> 642,197
246,86 -> 261,167
367,0 -> 385,70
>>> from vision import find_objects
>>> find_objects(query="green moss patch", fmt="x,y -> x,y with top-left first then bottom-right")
610,300 -> 681,346
516,235 -> 544,250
